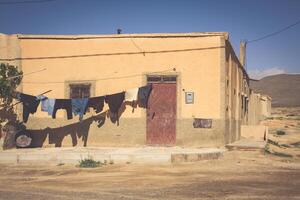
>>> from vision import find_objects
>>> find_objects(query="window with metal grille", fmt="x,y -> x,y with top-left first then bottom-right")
69,84 -> 91,98
147,75 -> 176,83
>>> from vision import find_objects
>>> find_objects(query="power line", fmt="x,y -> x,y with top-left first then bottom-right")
23,68 -> 175,84
0,46 -> 224,61
129,36 -> 145,54
0,0 -> 57,5
6,68 -> 46,80
247,19 -> 300,44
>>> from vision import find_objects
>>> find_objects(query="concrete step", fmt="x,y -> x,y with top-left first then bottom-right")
226,139 -> 266,151
0,147 -> 225,165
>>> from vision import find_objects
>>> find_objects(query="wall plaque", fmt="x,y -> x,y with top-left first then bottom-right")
193,118 -> 212,128
185,92 -> 194,104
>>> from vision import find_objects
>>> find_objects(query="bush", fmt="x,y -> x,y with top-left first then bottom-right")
276,130 -> 286,136
79,157 -> 102,168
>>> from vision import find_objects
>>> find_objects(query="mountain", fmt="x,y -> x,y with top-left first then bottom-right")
250,74 -> 300,107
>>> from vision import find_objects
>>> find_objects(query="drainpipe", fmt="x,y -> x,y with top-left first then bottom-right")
239,41 -> 246,68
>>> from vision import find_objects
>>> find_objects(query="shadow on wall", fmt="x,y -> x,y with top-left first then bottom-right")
25,111 -> 107,148
18,101 -> 136,148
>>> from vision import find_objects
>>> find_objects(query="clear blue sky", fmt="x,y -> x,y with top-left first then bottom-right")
0,0 -> 299,78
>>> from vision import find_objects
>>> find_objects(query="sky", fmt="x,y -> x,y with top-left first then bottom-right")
0,0 -> 299,79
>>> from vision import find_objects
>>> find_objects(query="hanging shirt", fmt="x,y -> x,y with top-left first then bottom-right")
72,98 -> 88,121
52,99 -> 73,120
85,96 -> 105,114
105,92 -> 125,114
105,92 -> 125,125
137,85 -> 152,108
41,98 -> 56,116
125,88 -> 139,101
18,93 -> 40,123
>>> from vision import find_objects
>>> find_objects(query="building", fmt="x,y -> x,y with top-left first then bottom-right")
0,32 -> 271,148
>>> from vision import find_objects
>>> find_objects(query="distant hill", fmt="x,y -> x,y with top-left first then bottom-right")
250,74 -> 300,107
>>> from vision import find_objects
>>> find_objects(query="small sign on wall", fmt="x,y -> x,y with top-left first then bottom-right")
193,118 -> 212,128
185,92 -> 194,104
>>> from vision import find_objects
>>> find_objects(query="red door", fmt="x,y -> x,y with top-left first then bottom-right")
146,83 -> 176,145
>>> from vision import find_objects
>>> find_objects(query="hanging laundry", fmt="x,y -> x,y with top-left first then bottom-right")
85,96 -> 105,114
18,93 -> 40,123
41,98 -> 56,116
105,92 -> 125,114
105,92 -> 125,125
36,95 -> 47,101
72,98 -> 88,121
37,95 -> 55,116
137,84 -> 152,108
125,88 -> 139,101
52,99 -> 73,120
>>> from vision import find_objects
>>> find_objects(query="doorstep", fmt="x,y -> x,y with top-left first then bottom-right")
226,139 -> 266,150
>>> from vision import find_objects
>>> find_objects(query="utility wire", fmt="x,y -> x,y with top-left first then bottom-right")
23,68 -> 175,84
6,68 -> 46,80
0,0 -> 57,5
0,46 -> 224,61
247,19 -> 300,44
129,36 -> 145,54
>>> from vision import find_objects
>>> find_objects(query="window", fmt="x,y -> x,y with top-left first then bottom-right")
70,84 -> 91,98
147,75 -> 177,83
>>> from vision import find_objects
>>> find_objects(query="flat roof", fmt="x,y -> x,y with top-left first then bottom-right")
14,32 -> 229,40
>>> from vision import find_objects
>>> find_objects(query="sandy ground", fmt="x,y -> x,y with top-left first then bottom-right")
0,150 -> 299,200
0,107 -> 299,200
262,107 -> 300,158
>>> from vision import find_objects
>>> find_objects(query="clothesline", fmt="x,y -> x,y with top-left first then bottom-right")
0,89 -> 52,110
16,84 -> 152,124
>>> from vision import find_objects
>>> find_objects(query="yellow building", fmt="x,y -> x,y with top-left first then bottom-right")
0,32 -> 270,148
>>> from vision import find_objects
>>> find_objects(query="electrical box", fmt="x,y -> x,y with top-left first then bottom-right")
185,92 -> 194,104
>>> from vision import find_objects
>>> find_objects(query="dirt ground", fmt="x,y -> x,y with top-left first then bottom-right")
262,107 -> 300,158
0,107 -> 299,200
0,150 -> 299,200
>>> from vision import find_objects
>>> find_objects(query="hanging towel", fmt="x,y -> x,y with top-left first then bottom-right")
41,98 -> 56,116
72,98 -> 88,121
85,96 -> 105,114
137,85 -> 152,108
125,88 -> 139,101
18,93 -> 40,123
52,99 -> 73,120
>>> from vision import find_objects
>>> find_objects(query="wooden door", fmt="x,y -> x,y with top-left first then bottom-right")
146,83 -> 176,145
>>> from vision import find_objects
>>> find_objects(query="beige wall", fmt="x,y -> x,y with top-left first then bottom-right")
0,32 -> 267,148
260,95 -> 272,118
19,34 -> 222,120
223,40 -> 251,143
1,33 -> 227,147
247,91 -> 271,125
241,125 -> 268,141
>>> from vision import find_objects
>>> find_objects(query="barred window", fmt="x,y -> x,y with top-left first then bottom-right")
69,84 -> 91,98
147,75 -> 177,83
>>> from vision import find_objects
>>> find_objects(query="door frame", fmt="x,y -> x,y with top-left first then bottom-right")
145,74 -> 179,146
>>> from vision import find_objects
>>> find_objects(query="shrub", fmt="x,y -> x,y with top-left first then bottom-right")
79,157 -> 102,168
276,130 -> 286,135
